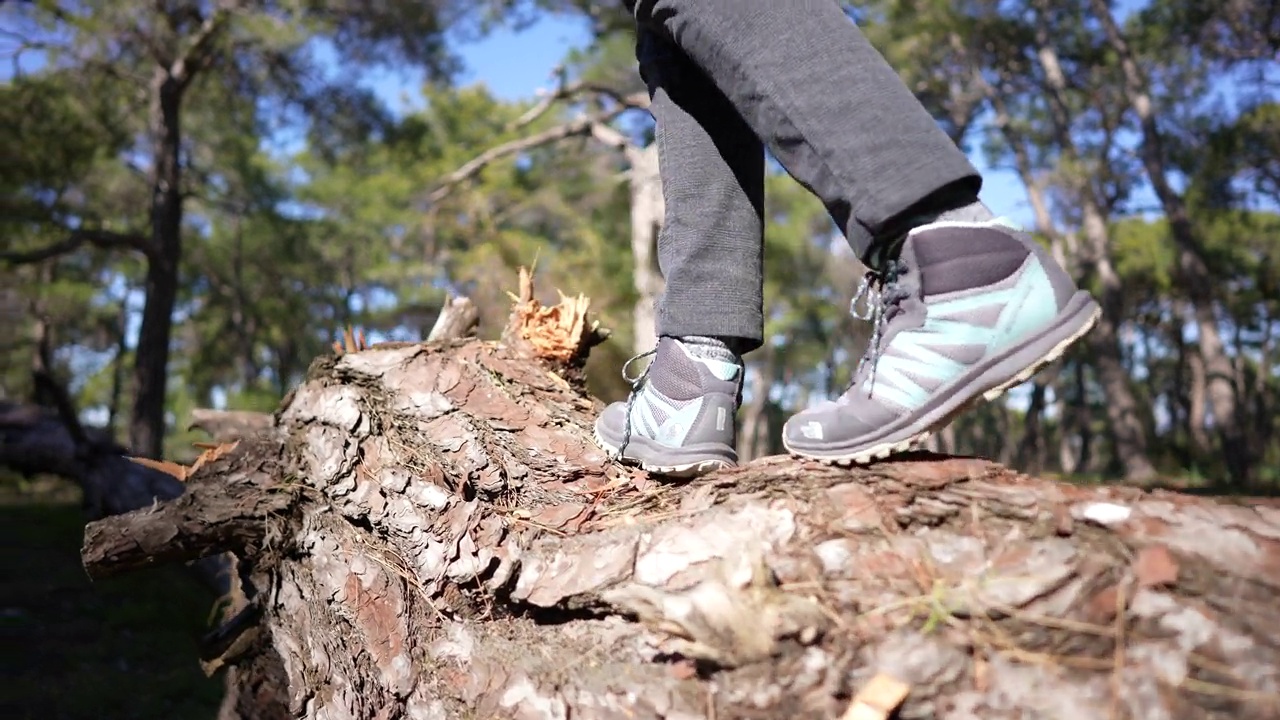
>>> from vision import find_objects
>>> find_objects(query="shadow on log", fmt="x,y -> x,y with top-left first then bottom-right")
79,269 -> 1280,720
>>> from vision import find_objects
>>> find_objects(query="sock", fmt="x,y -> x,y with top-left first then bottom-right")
866,200 -> 999,269
933,199 -> 996,225
676,335 -> 744,365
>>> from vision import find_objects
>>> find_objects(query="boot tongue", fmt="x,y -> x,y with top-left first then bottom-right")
861,234 -> 907,274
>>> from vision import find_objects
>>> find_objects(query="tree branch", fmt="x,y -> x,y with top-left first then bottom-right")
81,439 -> 297,580
2,228 -> 154,265
429,67 -> 651,205
189,409 -> 274,444
32,369 -> 91,449
427,108 -> 629,205
427,294 -> 480,343
171,1 -> 236,86
509,73 -> 650,131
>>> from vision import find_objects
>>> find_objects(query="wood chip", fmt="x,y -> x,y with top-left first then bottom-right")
973,653 -> 990,692
127,440 -> 240,482
126,456 -> 193,481
668,658 -> 698,680
842,673 -> 910,720
1133,544 -> 1179,588
332,325 -> 368,355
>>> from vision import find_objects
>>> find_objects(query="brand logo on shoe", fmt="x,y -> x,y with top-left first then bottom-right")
630,392 -> 705,447
663,423 -> 684,443
800,421 -> 824,440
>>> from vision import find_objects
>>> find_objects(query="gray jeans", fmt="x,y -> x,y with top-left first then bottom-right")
629,0 -> 982,352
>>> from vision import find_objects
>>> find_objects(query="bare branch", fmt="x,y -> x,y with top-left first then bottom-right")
510,76 -> 650,131
32,369 -> 91,448
2,228 -> 154,265
586,120 -> 631,152
507,64 -> 570,130
427,107 -> 629,205
427,295 -> 480,343
171,1 -> 236,85
430,66 -> 652,205
189,409 -> 274,444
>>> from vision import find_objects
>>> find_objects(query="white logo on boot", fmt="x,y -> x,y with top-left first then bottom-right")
801,421 -> 824,440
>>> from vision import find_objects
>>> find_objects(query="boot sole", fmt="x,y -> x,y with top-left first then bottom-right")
592,428 -> 736,479
784,292 -> 1102,466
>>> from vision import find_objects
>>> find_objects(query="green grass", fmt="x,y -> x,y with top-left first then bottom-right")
0,476 -> 223,720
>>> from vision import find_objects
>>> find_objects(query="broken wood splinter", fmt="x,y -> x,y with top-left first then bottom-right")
841,673 -> 911,720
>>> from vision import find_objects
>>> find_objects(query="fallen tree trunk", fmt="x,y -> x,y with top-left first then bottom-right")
81,272 -> 1280,720
0,401 -> 183,519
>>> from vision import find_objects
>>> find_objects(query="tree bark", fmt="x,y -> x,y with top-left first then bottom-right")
77,278 -> 1280,720
1186,347 -> 1212,454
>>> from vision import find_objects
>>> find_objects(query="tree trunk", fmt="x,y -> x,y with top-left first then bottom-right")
1186,347 -> 1212,454
739,348 -> 776,463
629,144 -> 664,355
1091,0 -> 1249,483
933,422 -> 957,456
130,69 -> 186,459
77,276 -> 1280,720
1017,379 -> 1049,475
1171,311 -> 1210,459
994,402 -> 1015,468
1086,293 -> 1157,481
108,291 -> 131,435
1012,16 -> 1160,482
980,58 -> 1156,481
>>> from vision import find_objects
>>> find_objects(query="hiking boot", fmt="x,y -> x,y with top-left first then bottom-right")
594,337 -> 742,477
782,218 -> 1101,464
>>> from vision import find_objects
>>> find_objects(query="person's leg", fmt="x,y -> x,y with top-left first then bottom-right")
645,27 -> 766,352
624,0 -> 984,260
593,28 -> 765,477
624,0 -> 1102,464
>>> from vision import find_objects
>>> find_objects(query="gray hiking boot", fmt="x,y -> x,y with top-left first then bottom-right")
594,337 -> 742,477
783,218 -> 1101,464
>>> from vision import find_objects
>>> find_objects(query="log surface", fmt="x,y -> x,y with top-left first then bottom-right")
76,329 -> 1280,720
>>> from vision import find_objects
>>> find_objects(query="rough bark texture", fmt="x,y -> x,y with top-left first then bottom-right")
74,278 -> 1280,720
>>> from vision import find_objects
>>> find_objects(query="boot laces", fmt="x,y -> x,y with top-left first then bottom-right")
848,259 -> 909,397
613,347 -> 657,460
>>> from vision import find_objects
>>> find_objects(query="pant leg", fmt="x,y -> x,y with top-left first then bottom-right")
624,0 -> 982,260
639,28 -> 767,352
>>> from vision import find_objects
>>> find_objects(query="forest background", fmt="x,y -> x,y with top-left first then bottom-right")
6,0 -> 1276,485
2,1 -> 1276,716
